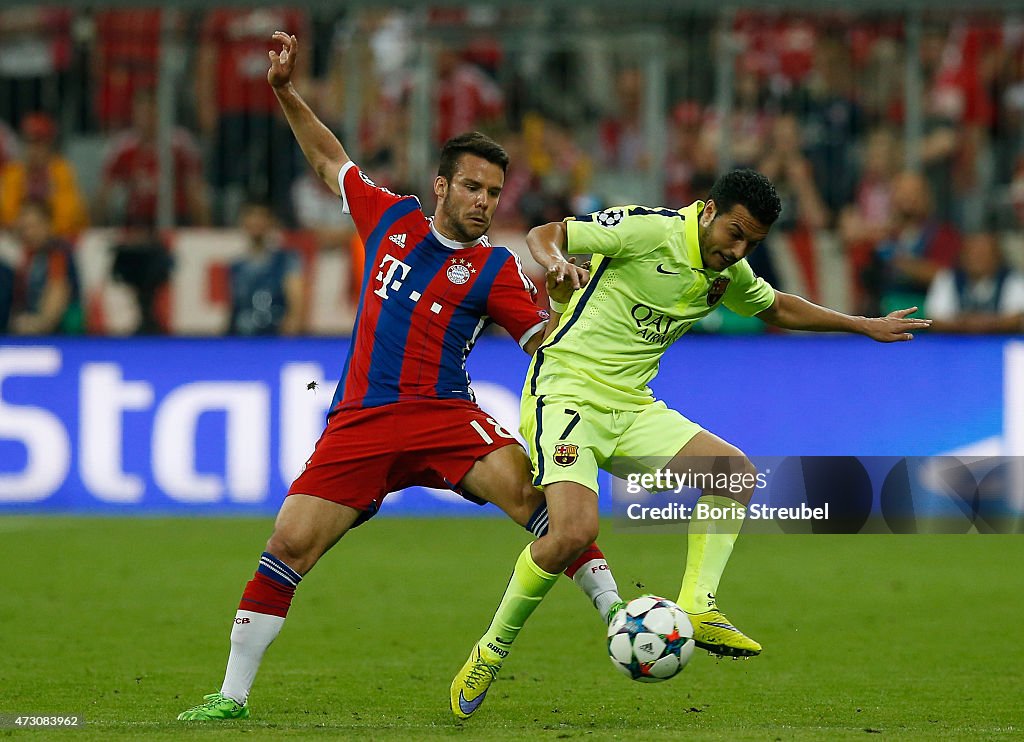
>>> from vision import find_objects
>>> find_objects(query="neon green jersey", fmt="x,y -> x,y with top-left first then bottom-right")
524,201 -> 775,410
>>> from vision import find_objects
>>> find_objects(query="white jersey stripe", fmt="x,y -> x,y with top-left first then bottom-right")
502,246 -> 537,293
337,161 -> 357,215
518,320 -> 547,349
464,316 -> 489,365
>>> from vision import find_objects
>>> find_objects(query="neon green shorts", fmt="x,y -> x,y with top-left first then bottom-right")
520,394 -> 704,492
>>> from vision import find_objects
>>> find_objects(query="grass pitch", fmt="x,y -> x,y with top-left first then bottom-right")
2,515 -> 1022,740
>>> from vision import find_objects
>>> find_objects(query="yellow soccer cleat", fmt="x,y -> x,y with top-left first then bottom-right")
449,645 -> 502,719
687,608 -> 762,658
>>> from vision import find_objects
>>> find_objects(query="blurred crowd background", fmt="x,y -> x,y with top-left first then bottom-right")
1,4 -> 1023,337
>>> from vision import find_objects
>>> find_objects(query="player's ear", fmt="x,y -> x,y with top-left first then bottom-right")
434,175 -> 448,200
700,200 -> 717,227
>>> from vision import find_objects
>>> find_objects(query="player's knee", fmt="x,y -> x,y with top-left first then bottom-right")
265,529 -> 317,575
717,450 -> 757,503
740,454 -> 757,480
548,521 -> 598,564
735,452 -> 757,490
564,530 -> 597,564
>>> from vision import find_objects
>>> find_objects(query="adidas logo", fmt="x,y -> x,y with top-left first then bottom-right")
389,233 -> 407,248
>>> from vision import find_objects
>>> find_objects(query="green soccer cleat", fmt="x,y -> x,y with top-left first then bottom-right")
177,692 -> 250,721
605,599 -> 627,625
687,608 -> 762,658
449,645 -> 502,720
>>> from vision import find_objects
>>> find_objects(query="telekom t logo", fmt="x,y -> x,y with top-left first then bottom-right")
373,254 -> 412,299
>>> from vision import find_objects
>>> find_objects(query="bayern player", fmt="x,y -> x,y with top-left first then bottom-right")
178,32 -> 621,721
451,169 -> 933,716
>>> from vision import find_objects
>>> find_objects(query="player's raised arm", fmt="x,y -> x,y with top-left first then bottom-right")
757,291 -> 933,342
521,257 -> 591,355
527,221 -> 589,290
268,32 -> 348,196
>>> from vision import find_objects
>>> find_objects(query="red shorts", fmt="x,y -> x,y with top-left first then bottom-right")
287,398 -> 520,516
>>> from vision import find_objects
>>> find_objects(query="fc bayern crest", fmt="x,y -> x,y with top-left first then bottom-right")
707,277 -> 730,306
447,257 -> 474,285
554,443 -> 579,467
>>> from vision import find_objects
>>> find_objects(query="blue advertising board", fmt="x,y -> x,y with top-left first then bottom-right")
1,335 -> 1021,514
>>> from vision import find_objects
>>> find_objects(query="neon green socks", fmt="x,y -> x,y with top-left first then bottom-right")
677,494 -> 745,613
478,543 -> 559,662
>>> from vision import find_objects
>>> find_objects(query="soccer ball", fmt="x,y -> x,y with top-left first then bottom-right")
607,595 -> 694,682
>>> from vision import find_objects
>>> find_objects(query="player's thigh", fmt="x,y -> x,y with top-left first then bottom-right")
398,400 -> 524,511
458,443 -> 541,527
268,494 -> 362,575
275,408 -> 397,570
667,428 -> 751,469
521,394 -> 611,492
666,429 -> 758,502
609,401 -> 704,479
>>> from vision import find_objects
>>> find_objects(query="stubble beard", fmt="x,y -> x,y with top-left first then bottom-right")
443,199 -> 487,243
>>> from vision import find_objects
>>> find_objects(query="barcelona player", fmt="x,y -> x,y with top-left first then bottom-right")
451,169 -> 932,716
178,32 -> 620,721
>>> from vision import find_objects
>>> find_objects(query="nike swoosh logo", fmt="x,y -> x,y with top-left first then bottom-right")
459,689 -> 487,716
706,622 -> 739,631
656,265 -> 679,275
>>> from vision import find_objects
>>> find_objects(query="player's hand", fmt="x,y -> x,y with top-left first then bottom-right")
268,32 -> 298,89
545,257 -> 590,292
862,306 -> 932,342
546,257 -> 589,305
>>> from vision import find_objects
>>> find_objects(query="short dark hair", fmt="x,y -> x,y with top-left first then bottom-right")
437,131 -> 509,181
708,169 -> 782,227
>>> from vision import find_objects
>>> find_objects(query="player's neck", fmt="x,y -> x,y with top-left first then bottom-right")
430,219 -> 478,249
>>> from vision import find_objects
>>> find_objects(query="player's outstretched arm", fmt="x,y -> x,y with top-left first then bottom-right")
757,291 -> 932,342
268,31 -> 348,196
527,222 -> 589,290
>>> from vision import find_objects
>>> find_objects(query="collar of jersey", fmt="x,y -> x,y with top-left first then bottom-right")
429,219 -> 477,250
684,200 -> 706,270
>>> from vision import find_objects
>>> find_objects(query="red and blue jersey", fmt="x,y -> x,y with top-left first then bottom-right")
329,161 -> 548,414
